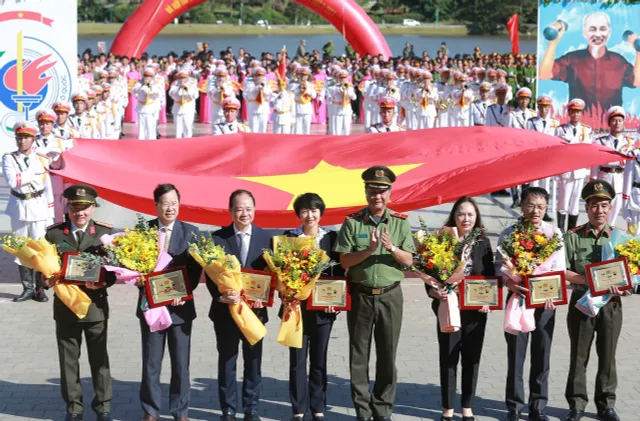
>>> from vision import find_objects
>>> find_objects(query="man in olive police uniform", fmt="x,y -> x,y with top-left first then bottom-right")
45,184 -> 115,421
334,166 -> 415,421
564,180 -> 625,421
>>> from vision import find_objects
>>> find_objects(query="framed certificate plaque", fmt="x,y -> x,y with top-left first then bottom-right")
586,257 -> 633,297
241,268 -> 276,307
144,266 -> 192,308
307,277 -> 351,311
61,252 -> 104,285
459,276 -> 502,310
524,271 -> 568,308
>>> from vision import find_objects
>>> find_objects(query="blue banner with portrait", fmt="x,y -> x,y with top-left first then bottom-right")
537,0 -> 640,130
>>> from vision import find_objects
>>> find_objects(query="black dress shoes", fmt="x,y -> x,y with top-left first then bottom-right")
96,413 -> 113,421
462,417 -> 476,421
373,417 -> 392,421
220,414 -> 235,421
244,413 -> 261,421
528,410 -> 549,421
504,410 -> 521,421
565,409 -> 584,421
13,290 -> 34,302
291,416 -> 305,421
312,415 -> 324,421
440,416 -> 453,421
598,408 -> 620,421
66,414 -> 83,421
33,289 -> 48,302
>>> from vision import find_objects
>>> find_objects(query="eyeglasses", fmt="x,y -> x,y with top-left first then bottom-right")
158,202 -> 179,209
522,204 -> 547,212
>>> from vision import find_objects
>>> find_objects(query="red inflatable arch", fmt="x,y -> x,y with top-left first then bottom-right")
109,0 -> 391,60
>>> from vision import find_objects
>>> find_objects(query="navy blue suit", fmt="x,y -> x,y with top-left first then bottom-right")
206,224 -> 272,415
138,219 -> 202,420
278,229 -> 344,415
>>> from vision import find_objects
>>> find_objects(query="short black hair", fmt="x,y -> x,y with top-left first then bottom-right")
153,184 -> 180,203
521,187 -> 549,204
293,193 -> 326,217
229,189 -> 255,210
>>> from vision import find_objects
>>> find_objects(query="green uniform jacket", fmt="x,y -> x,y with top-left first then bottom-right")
45,219 -> 116,323
564,223 -> 613,286
333,207 -> 415,288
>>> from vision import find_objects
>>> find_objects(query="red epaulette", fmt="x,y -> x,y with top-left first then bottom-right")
46,222 -> 65,231
94,221 -> 113,228
345,210 -> 364,220
567,224 -> 586,235
391,212 -> 408,219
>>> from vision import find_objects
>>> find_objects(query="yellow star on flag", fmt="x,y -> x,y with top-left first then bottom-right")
18,12 -> 24,18
237,160 -> 422,210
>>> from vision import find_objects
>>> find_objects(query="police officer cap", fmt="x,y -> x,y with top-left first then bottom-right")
64,184 -> 99,206
362,165 -> 396,190
581,179 -> 615,202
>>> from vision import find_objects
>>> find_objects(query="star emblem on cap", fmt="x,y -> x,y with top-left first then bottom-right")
594,183 -> 603,192
375,169 -> 384,177
77,189 -> 86,196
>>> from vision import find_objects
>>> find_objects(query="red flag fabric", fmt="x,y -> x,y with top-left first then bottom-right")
277,47 -> 287,84
51,128 -> 626,228
507,13 -> 520,55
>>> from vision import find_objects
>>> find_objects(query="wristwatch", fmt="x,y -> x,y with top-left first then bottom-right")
390,245 -> 396,253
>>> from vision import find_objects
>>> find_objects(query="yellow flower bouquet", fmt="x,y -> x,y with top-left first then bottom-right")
263,236 -> 331,348
189,235 -> 267,345
498,221 -> 562,277
1,234 -> 91,319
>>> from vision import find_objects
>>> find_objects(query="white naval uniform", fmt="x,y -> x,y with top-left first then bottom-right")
623,154 -> 640,229
415,85 -> 438,130
270,90 -> 295,134
591,133 -> 634,226
484,103 -> 510,127
470,100 -> 491,126
365,122 -> 405,133
400,81 -> 417,130
507,107 -> 537,130
449,88 -> 475,127
3,150 -> 53,263
169,80 -> 198,138
133,82 -> 163,140
70,112 -> 100,139
54,121 -> 79,140
555,123 -> 592,216
245,83 -> 272,133
435,82 -> 454,128
291,82 -> 316,135
366,82 -> 384,126
327,84 -> 356,136
211,121 -> 251,135
362,79 -> 377,129
526,116 -> 560,195
207,78 -> 236,125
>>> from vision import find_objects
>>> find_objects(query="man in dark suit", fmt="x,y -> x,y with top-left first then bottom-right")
207,189 -> 272,421
139,184 -> 202,421
44,184 -> 115,421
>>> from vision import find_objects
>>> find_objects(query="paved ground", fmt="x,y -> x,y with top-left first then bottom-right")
0,122 -> 638,421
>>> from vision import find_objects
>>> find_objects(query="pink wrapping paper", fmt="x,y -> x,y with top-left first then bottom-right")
438,292 -> 461,333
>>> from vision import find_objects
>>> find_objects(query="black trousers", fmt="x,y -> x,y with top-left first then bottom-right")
139,319 -> 192,419
289,321 -> 333,414
347,285 -> 403,419
504,307 -> 555,412
213,313 -> 264,415
565,291 -> 622,412
432,300 -> 487,409
56,320 -> 112,415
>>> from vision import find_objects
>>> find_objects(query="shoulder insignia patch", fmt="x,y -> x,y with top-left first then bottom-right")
94,221 -> 113,228
47,222 -> 65,230
391,212 -> 408,219
345,210 -> 364,220
567,224 -> 586,235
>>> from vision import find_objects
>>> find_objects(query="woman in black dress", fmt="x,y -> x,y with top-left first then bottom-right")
280,193 -> 345,421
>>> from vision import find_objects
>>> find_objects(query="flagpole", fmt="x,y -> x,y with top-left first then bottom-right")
16,31 -> 23,113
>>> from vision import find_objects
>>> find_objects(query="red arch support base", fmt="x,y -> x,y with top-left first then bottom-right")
109,0 -> 391,59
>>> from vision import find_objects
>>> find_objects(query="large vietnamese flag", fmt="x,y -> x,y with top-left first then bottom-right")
51,128 -> 627,227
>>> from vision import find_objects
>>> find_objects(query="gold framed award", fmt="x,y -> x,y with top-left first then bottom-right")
459,276 -> 502,310
307,277 -> 351,311
61,252 -> 104,285
144,266 -> 192,308
241,268 -> 276,306
524,271 -> 568,308
586,257 -> 633,297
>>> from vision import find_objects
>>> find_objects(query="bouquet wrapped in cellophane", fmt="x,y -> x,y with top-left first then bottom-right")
1,234 -> 92,318
189,235 -> 266,345
100,215 -> 173,332
498,220 -> 563,334
263,236 -> 331,348
413,219 -> 485,333
576,228 -> 640,317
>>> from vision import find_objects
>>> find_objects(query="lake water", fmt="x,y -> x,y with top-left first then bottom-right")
79,34 -> 536,57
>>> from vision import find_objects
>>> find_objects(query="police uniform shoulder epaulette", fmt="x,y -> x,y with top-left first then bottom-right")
94,221 -> 113,228
345,210 -> 364,220
47,222 -> 65,231
567,224 -> 587,235
391,212 -> 408,219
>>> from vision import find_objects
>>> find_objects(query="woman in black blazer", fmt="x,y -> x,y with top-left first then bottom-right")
280,193 -> 344,421
423,196 -> 494,421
